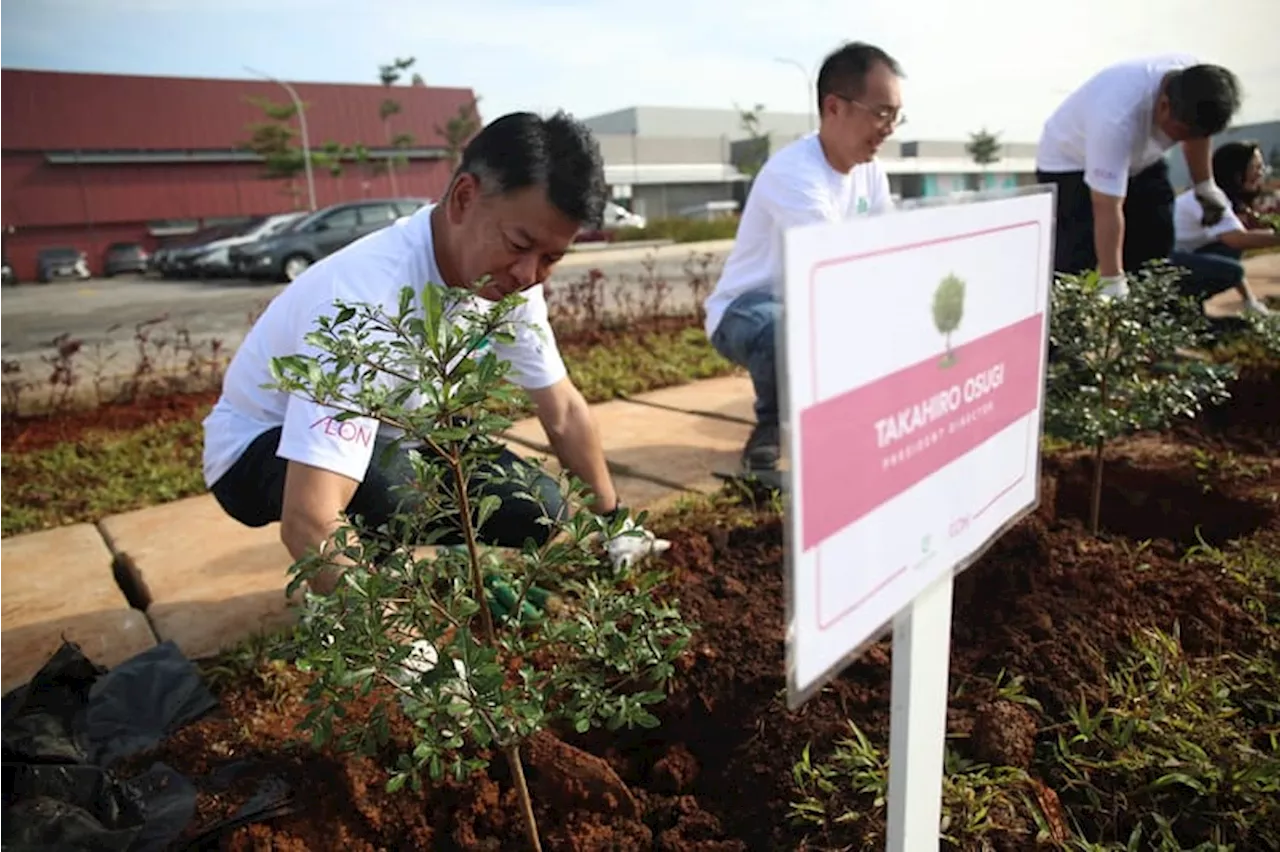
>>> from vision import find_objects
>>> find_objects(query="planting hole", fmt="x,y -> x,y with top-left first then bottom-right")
1053,452 -> 1272,546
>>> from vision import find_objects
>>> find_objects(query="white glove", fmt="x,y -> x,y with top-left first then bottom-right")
603,515 -> 671,571
1098,273 -> 1129,300
1194,180 -> 1229,227
396,639 -> 474,733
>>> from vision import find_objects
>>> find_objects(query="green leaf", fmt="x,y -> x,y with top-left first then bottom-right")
475,494 -> 502,530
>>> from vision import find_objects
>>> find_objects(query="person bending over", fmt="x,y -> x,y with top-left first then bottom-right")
1035,55 -> 1242,297
202,111 -> 668,595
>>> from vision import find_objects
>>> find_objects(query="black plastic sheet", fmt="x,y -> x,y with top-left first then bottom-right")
0,640 -> 266,851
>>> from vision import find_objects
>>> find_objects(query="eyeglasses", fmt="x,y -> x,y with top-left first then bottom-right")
835,94 -> 907,129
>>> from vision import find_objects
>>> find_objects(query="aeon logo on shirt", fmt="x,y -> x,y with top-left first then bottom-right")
310,416 -> 374,447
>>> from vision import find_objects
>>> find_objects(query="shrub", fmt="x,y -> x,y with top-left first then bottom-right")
613,216 -> 741,244
1044,264 -> 1237,535
267,282 -> 692,849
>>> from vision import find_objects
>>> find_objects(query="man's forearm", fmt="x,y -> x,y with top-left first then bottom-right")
1183,137 -> 1213,186
544,395 -> 619,515
281,513 -> 357,595
1092,202 -> 1125,277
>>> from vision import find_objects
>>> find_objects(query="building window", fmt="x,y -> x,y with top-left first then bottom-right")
147,219 -> 200,237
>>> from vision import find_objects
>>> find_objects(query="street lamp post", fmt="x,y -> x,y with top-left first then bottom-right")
774,57 -> 814,132
244,65 -> 317,212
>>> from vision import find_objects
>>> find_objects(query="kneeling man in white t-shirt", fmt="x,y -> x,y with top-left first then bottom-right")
1035,55 -> 1242,297
202,111 -> 668,594
702,41 -> 902,473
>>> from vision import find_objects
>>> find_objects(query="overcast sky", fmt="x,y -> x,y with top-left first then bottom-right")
3,0 -> 1276,143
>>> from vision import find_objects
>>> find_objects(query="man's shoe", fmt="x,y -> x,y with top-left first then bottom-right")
742,421 -> 780,472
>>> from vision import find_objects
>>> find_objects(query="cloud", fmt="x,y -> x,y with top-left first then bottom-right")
4,0 -> 1277,141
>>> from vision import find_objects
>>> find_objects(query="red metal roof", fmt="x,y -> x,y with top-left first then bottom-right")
1,68 -> 479,152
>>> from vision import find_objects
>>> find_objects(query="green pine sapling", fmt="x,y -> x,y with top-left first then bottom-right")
266,281 -> 692,850
1044,264 -> 1237,536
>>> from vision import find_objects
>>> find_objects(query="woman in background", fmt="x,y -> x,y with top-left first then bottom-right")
1170,140 -> 1278,316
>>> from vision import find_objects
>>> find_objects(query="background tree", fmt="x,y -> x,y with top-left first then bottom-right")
241,95 -> 347,208
377,56 -> 419,195
965,128 -> 1002,192
437,98 -> 483,172
734,102 -> 770,179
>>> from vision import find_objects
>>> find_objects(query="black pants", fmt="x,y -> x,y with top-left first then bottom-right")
1039,159 -> 1176,276
210,427 -> 566,549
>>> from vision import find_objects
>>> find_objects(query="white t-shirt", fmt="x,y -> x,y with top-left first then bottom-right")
202,203 -> 568,487
1172,189 -> 1245,253
703,132 -> 893,337
1035,53 -> 1199,197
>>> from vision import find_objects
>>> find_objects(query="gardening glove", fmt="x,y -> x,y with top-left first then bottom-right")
431,544 -> 552,624
483,572 -> 552,624
601,509 -> 671,571
1194,180 -> 1230,227
1098,273 -> 1129,300
395,639 -> 475,734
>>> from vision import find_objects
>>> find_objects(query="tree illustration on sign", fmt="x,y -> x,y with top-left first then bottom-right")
933,273 -> 966,366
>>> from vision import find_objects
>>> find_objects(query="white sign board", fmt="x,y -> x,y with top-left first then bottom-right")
782,189 -> 1055,706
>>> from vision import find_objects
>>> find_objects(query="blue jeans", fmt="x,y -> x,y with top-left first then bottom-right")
710,289 -> 781,425
1169,242 -> 1245,301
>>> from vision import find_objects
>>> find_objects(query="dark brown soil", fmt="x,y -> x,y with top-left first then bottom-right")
110,411 -> 1279,850
1,390 -> 219,452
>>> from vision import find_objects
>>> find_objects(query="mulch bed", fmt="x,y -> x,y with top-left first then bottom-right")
109,378 -> 1279,850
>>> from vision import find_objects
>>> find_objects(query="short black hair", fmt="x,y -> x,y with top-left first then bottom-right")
1166,64 -> 1241,138
456,110 -> 608,227
1212,139 -> 1262,208
815,41 -> 904,111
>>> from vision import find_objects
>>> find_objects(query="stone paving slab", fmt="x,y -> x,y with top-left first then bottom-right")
1,523 -> 157,693
504,399 -> 751,496
623,374 -> 755,424
98,495 -> 299,661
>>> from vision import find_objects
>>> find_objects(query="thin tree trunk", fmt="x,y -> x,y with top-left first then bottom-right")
1090,438 -> 1105,536
506,745 -> 543,851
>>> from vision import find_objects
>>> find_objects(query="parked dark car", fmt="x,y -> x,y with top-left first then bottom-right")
151,222 -> 252,278
191,212 -> 305,278
232,198 -> 429,282
102,242 -> 150,276
36,247 -> 91,283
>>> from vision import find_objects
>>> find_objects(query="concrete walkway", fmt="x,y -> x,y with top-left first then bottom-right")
0,374 -> 755,693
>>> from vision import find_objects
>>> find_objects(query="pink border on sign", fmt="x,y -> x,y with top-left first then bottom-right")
803,220 -> 1045,632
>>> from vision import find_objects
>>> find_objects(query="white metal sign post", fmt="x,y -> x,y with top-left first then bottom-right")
781,188 -> 1055,851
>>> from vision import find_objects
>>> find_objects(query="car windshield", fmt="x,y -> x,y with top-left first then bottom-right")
265,213 -> 305,236
41,248 -> 80,259
229,217 -> 270,237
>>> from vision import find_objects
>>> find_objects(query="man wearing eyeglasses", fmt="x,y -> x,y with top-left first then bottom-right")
1035,55 -> 1242,297
703,41 -> 905,477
